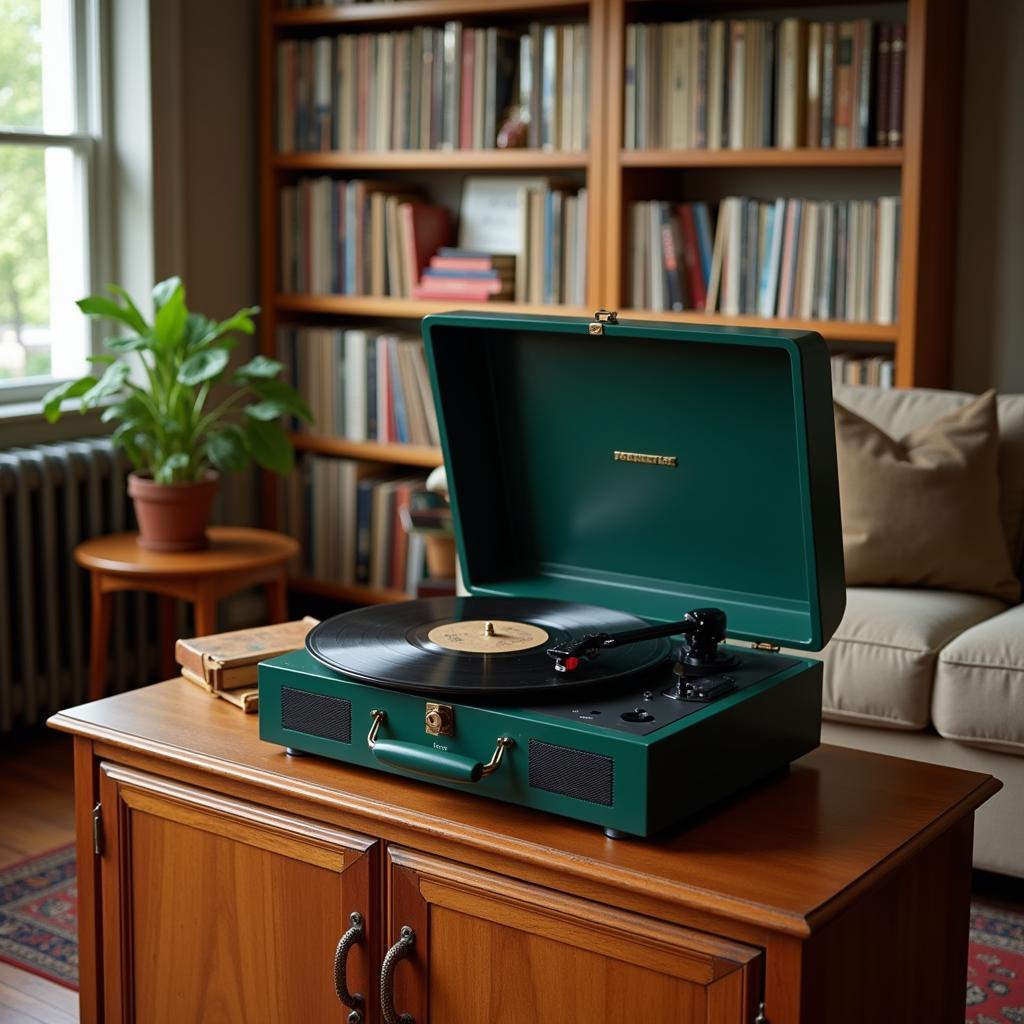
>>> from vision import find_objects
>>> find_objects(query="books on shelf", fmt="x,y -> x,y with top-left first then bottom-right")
623,17 -> 905,151
277,326 -> 441,447
281,455 -> 430,594
413,248 -> 515,301
276,21 -> 590,153
628,195 -> 900,326
831,353 -> 894,388
279,178 -> 452,296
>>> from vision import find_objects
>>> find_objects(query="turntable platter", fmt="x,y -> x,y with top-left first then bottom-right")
305,596 -> 672,696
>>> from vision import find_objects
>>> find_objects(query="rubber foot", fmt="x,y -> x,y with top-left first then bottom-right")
285,746 -> 307,757
603,828 -> 633,840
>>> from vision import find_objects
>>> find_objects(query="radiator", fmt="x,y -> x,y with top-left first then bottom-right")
0,438 -> 158,731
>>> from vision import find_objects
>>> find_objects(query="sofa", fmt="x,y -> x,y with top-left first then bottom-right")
811,385 -> 1024,878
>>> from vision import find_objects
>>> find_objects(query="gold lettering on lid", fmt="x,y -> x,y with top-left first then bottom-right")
613,450 -> 678,467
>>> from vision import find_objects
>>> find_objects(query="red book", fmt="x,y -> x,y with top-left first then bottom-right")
391,481 -> 414,590
887,23 -> 905,146
399,202 -> 452,291
676,204 -> 707,311
412,282 -> 500,301
874,24 -> 892,147
460,30 -> 475,150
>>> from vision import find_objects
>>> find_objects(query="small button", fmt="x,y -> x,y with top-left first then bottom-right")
620,708 -> 654,723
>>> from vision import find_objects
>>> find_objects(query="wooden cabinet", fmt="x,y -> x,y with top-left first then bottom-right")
53,679 -> 999,1024
95,763 -> 378,1024
386,848 -> 761,1024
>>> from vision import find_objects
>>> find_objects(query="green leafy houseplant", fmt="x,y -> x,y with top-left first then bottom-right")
43,277 -> 311,550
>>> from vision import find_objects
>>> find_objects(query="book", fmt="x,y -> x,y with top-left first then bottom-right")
175,618 -> 319,691
834,22 -> 856,149
875,24 -> 892,147
887,23 -> 906,146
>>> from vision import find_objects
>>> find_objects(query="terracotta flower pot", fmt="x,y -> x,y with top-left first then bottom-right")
127,471 -> 219,552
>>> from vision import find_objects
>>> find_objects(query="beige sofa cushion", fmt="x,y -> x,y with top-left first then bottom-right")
811,587 -> 1006,730
834,391 -> 1020,602
834,385 -> 1024,572
933,603 -> 1024,755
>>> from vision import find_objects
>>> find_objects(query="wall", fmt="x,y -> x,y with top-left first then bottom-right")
952,0 -> 1024,393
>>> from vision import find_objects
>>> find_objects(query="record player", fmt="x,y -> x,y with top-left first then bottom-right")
259,310 -> 845,838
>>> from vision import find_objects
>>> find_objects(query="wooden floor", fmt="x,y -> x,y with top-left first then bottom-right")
0,728 -> 78,1024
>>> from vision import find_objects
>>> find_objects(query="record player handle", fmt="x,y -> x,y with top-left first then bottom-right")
368,710 -> 514,784
380,926 -> 415,1024
332,911 -> 364,1022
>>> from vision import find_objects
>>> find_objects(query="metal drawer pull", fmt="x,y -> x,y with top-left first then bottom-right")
333,911 -> 365,1023
367,709 -> 513,783
380,925 -> 415,1024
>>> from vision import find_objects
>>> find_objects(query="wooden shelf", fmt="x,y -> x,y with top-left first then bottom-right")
289,577 -> 410,605
291,433 -> 443,467
272,0 -> 588,29
618,309 -> 899,343
620,147 -> 904,169
275,294 -> 590,319
274,150 -> 589,171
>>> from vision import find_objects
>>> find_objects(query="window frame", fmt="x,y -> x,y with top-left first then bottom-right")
0,0 -> 110,406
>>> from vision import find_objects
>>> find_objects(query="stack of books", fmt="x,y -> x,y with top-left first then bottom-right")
831,353 -> 895,387
412,249 -> 515,301
628,195 -> 900,325
624,17 -> 906,150
275,21 -> 590,153
277,326 -> 440,447
280,458 -> 430,594
279,178 -> 451,296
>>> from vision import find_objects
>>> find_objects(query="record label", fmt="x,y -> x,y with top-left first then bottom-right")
426,619 -> 549,654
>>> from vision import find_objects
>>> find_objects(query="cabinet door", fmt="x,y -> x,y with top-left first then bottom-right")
98,762 -> 379,1024
385,847 -> 762,1024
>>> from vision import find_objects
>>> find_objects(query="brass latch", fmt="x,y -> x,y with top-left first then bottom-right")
425,702 -> 454,736
589,309 -> 619,334
752,642 -> 781,653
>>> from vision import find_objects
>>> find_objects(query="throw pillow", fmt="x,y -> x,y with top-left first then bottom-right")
834,389 -> 1021,603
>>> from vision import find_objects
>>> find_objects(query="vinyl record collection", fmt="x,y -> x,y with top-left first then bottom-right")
276,21 -> 590,152
624,17 -> 905,150
628,195 -> 900,325
277,326 -> 440,447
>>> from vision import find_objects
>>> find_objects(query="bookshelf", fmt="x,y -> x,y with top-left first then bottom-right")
258,0 -> 964,604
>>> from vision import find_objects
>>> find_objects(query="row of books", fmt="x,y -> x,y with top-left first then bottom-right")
275,22 -> 590,153
628,196 -> 900,325
624,18 -> 905,151
281,456 -> 429,593
831,353 -> 895,389
279,178 -> 451,296
277,327 -> 440,447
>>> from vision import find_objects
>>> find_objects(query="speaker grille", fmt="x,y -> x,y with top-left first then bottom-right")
281,688 -> 351,743
528,739 -> 613,805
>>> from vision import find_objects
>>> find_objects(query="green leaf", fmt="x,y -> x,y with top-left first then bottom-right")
152,276 -> 183,310
178,347 -> 230,386
211,306 -> 260,340
153,281 -> 187,351
234,355 -> 282,380
87,354 -> 117,365
100,393 -> 151,426
81,361 -> 131,409
183,312 -> 216,350
105,284 -> 149,333
206,425 -> 250,472
77,295 -> 146,333
41,376 -> 98,423
155,452 -> 190,484
245,400 -> 293,421
106,335 -> 149,353
111,422 -> 146,471
246,377 -> 313,424
245,417 -> 294,475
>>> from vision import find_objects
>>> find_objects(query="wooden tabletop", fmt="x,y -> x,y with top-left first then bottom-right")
50,679 -> 1000,938
74,527 -> 299,577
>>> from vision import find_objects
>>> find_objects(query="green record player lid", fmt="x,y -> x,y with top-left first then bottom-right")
421,311 -> 845,651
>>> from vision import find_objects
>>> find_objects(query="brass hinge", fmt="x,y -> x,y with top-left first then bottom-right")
752,641 -> 781,653
589,309 -> 618,334
92,802 -> 104,856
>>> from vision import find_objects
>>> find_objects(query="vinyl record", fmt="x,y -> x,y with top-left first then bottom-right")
306,596 -> 672,696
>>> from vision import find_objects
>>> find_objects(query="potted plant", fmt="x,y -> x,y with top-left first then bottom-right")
42,277 -> 311,551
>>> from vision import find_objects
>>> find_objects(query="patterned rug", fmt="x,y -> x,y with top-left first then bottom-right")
0,844 -> 78,989
0,843 -> 1021,1011
967,900 -> 1024,1023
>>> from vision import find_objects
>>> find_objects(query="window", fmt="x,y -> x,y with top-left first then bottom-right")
0,0 -> 104,400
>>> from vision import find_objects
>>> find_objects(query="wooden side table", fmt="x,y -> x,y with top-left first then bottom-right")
75,527 -> 299,700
